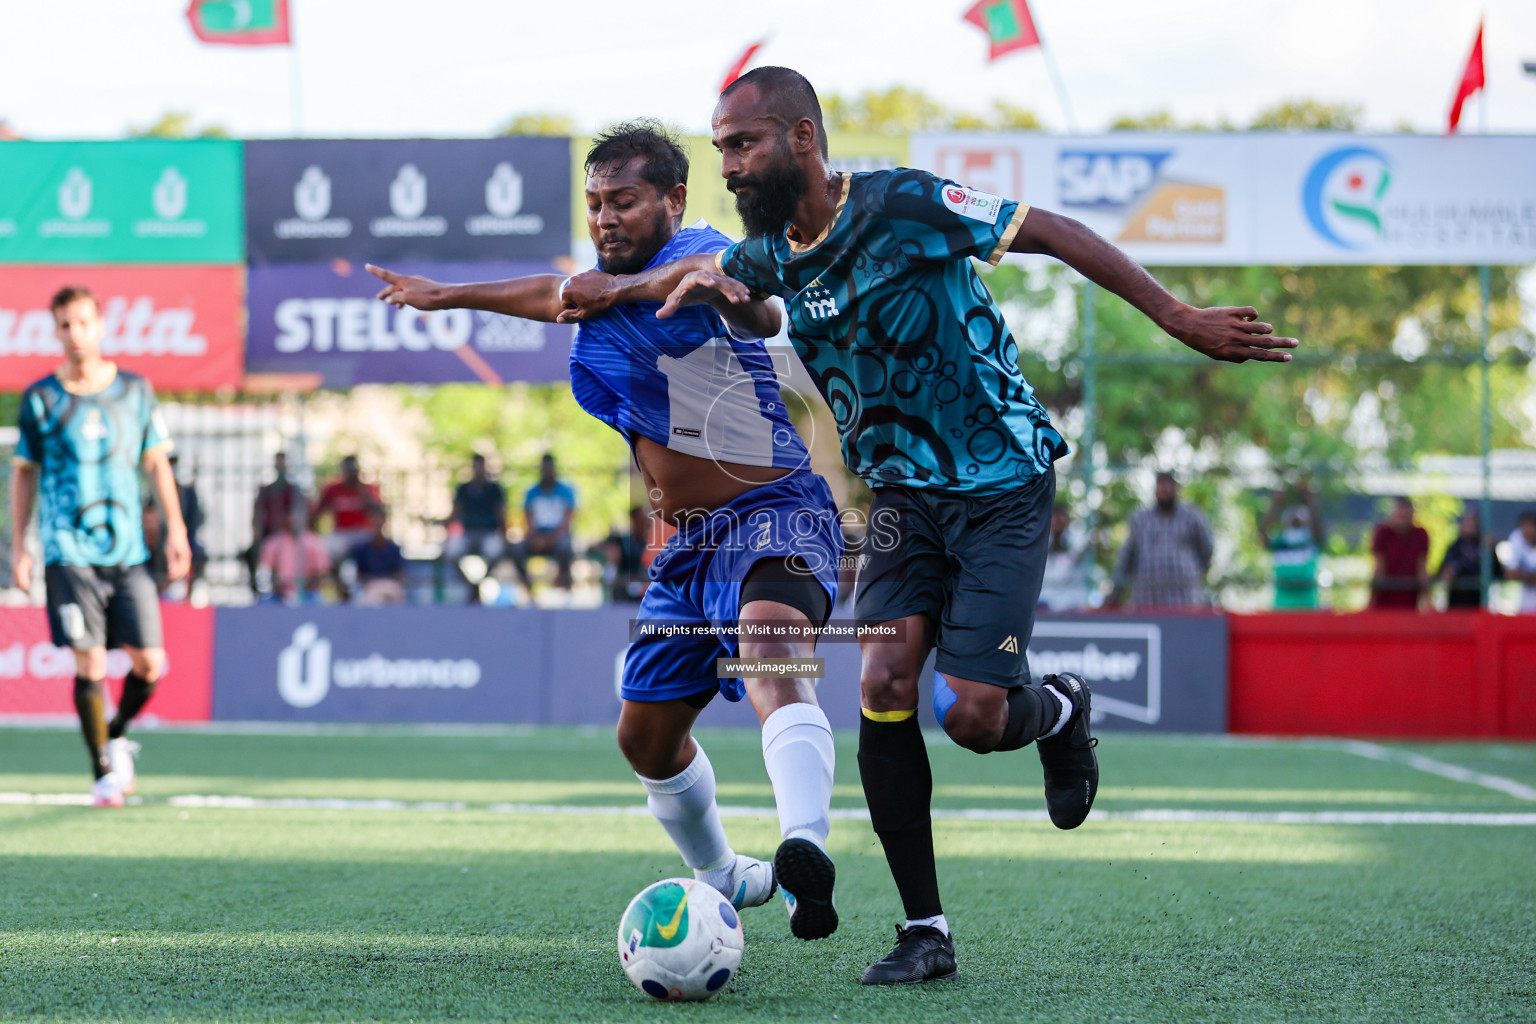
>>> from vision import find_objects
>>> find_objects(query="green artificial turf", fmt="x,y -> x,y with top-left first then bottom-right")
1,727 -> 1532,1022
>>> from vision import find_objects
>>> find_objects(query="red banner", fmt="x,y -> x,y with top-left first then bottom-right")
0,265 -> 244,392
0,604 -> 213,722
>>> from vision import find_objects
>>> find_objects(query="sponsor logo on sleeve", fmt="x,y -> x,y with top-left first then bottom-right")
941,184 -> 1004,225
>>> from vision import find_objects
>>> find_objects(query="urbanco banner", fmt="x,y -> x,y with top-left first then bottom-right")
246,139 -> 570,263
245,260 -> 573,386
0,141 -> 243,264
0,265 -> 244,392
911,133 -> 1536,266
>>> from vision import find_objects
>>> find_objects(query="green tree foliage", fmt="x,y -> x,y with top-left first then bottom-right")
495,112 -> 579,137
128,111 -> 230,138
401,383 -> 631,541
823,87 -> 1042,133
1248,99 -> 1362,131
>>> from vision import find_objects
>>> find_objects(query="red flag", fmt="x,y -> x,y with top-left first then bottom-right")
720,39 -> 766,92
186,0 -> 291,46
1446,19 -> 1485,134
963,0 -> 1041,62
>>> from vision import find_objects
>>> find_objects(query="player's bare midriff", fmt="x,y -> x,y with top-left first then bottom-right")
633,435 -> 791,524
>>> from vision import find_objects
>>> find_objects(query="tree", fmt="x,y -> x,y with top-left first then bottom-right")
128,111 -> 229,138
823,86 -> 1042,133
496,112 -> 578,137
1248,99 -> 1361,131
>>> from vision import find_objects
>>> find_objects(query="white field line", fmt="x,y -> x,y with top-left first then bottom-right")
3,791 -> 1535,826
1336,740 -> 1536,802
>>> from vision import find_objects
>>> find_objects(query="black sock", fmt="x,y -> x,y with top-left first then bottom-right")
993,684 -> 1055,751
858,712 -> 942,920
108,672 -> 158,740
73,676 -> 110,780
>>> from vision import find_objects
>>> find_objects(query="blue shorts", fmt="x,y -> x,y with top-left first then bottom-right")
620,470 -> 842,705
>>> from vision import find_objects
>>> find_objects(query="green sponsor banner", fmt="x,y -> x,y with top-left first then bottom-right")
570,133 -> 908,246
0,141 -> 243,263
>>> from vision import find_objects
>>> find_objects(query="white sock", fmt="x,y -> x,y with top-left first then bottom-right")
1040,684 -> 1073,739
760,702 -> 835,847
907,914 -> 950,936
637,743 -> 733,888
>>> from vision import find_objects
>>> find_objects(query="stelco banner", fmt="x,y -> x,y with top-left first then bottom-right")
912,133 -> 1536,266
0,265 -> 245,391
245,139 -> 570,263
245,260 -> 573,386
0,141 -> 243,264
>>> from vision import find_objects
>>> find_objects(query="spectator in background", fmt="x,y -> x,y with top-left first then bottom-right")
509,454 -> 578,592
602,505 -> 653,602
1370,497 -> 1430,610
311,454 -> 382,561
444,453 -> 507,573
169,454 -> 206,590
1437,510 -> 1503,610
250,451 -> 305,592
1110,471 -> 1213,608
1037,503 -> 1096,611
1505,511 -> 1536,613
346,508 -> 408,606
259,499 -> 331,603
1261,482 -> 1326,610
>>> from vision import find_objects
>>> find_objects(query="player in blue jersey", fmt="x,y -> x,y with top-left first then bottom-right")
367,122 -> 843,939
559,69 -> 1299,983
11,287 -> 192,808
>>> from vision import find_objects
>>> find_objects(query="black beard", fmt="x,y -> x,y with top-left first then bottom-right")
730,147 -> 808,238
595,211 -> 670,275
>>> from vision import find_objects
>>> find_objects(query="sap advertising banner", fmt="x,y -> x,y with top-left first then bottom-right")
212,606 -> 546,723
1030,614 -> 1226,733
0,265 -> 244,391
0,141 -> 243,264
246,139 -> 570,263
911,133 -> 1536,266
246,261 -> 573,386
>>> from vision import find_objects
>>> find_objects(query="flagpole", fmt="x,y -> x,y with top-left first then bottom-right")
289,1 -> 303,136
1038,39 -> 1078,133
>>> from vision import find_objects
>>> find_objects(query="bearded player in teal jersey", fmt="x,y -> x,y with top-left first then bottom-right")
559,68 -> 1298,984
11,287 -> 191,808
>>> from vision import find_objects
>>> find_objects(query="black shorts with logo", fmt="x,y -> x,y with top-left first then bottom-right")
855,469 -> 1054,688
44,563 -> 164,651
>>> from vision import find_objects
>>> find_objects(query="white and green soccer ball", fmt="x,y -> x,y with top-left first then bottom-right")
617,877 -> 744,1001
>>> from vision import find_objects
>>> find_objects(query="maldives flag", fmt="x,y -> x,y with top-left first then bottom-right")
963,0 -> 1041,62
1446,19 -> 1484,133
186,0 -> 291,46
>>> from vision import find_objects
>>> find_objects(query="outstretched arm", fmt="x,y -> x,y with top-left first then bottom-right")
367,264 -> 565,323
558,255 -> 781,339
1012,209 -> 1299,364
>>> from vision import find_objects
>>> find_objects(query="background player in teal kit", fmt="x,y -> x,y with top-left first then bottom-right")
11,286 -> 191,808
559,68 -> 1298,984
368,123 -> 844,939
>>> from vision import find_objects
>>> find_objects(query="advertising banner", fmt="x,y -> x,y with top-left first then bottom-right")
911,133 -> 1536,266
0,265 -> 245,392
1029,614 -> 1227,732
0,605 -> 214,721
245,260 -> 573,386
212,606 -> 546,723
0,141 -> 243,264
245,139 -> 570,263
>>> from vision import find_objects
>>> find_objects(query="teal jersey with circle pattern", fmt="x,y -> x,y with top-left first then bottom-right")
718,168 -> 1067,493
15,369 -> 170,567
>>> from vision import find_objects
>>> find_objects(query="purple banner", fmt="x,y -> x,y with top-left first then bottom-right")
246,260 -> 573,386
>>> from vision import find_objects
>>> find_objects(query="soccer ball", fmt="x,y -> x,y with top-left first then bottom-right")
617,878 -> 744,1001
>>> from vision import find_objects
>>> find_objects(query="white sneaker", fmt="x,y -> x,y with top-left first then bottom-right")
91,772 -> 125,808
724,854 -> 777,910
106,738 -> 140,795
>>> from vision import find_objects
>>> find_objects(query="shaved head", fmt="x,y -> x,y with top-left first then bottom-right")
720,66 -> 828,158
